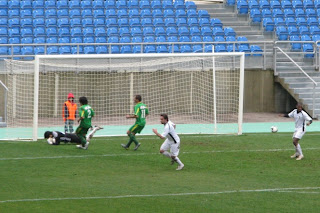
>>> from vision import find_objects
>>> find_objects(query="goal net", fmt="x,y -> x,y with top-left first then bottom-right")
4,53 -> 244,140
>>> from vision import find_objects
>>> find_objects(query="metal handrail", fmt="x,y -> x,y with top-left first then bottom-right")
274,46 -> 318,118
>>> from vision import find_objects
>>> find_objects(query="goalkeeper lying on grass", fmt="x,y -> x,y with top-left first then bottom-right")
44,126 -> 103,146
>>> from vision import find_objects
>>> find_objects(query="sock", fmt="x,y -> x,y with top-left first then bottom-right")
126,134 -> 134,147
162,151 -> 171,158
297,144 -> 303,156
174,157 -> 183,166
78,134 -> 86,147
294,145 -> 298,155
86,127 -> 99,142
130,134 -> 139,145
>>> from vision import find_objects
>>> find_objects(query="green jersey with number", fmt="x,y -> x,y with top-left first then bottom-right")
134,102 -> 148,126
79,104 -> 95,128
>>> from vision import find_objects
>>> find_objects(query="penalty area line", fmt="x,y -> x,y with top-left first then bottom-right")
0,147 -> 320,161
1,187 -> 320,203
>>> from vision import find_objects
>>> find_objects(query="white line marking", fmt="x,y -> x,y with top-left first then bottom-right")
1,187 -> 319,203
0,147 -> 320,161
278,191 -> 320,194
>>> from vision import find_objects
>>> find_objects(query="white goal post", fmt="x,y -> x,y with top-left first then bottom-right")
4,53 -> 244,141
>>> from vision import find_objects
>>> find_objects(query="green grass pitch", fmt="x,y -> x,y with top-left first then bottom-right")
1,133 -> 320,212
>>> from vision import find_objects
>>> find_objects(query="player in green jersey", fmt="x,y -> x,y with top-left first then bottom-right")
76,96 -> 95,150
121,95 -> 149,151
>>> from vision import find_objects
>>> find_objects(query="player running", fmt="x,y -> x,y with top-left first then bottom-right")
121,95 -> 149,151
44,126 -> 103,145
280,102 -> 312,160
76,96 -> 95,150
153,114 -> 184,171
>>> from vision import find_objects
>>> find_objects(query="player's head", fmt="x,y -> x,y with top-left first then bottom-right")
160,114 -> 169,124
135,95 -> 142,103
79,96 -> 88,105
68,93 -> 74,102
44,131 -> 52,139
296,102 -> 303,112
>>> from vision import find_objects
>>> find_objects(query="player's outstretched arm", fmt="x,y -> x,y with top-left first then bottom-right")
153,128 -> 165,139
126,114 -> 137,119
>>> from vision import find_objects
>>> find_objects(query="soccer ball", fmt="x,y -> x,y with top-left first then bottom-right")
47,138 -> 56,144
271,126 -> 278,133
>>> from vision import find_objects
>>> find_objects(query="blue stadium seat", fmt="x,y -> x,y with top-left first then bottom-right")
151,1 -> 162,10
131,27 -> 142,36
281,0 -> 292,9
199,18 -> 210,27
250,8 -> 261,23
45,0 -> 55,8
307,17 -> 318,27
301,34 -> 313,57
162,0 -> 174,10
190,26 -> 200,36
248,0 -> 259,10
128,8 -> 139,18
288,26 -> 299,36
198,10 -> 210,19
310,26 -> 320,35
141,18 -> 152,27
81,0 -> 91,9
186,1 -> 197,10
106,9 -> 117,18
178,26 -> 189,36
237,36 -> 249,50
57,0 -> 68,9
93,9 -> 104,18
166,26 -> 178,36
285,17 -> 296,27
58,38 -> 71,54
71,45 -> 83,54
250,45 -> 263,56
70,27 -> 82,36
128,0 -> 139,9
34,36 -> 45,43
95,36 -> 107,43
57,18 -> 69,27
0,8 -> 8,17
0,36 -> 6,44
224,27 -> 236,37
132,36 -> 142,53
152,9 -> 163,18
156,36 -> 168,53
0,17 -> 7,26
105,0 -> 116,9
283,9 -> 294,18
165,18 -> 176,27
45,9 -> 56,18
201,26 -> 211,36
226,0 -> 235,6
106,18 -> 117,28
306,8 -> 316,17
107,36 -> 120,53
107,27 -> 118,37
117,9 -> 128,18
141,9 -> 152,18
94,18 -> 105,27
211,18 -> 223,28
8,27 -> 18,37
129,18 -> 140,27
33,8 -> 44,18
167,35 -> 179,53
118,18 -> 129,27
32,17 -> 44,27
82,18 -> 93,27
21,9 -> 32,18
81,9 -> 92,18
261,9 -> 272,18
0,26 -> 6,36
119,27 -> 130,37
226,35 -> 237,52
0,0 -> 7,8
270,0 -> 281,9
176,18 -> 187,27
82,27 -> 93,37
289,35 -> 301,50
212,27 -> 225,36
276,26 -> 288,40
272,8 -> 284,18
46,27 -> 57,36
259,0 -> 270,9
8,46 -> 20,55
21,27 -> 33,37
292,0 -> 303,10
69,9 -> 80,18
96,45 -> 108,54
296,17 -> 307,27
57,9 -> 68,17
140,0 -> 151,9
179,36 -> 192,53
187,17 -> 198,27
274,17 -> 285,26
163,9 -> 175,18
83,36 -> 94,43
237,0 -> 249,14
155,26 -> 165,36
191,35 -> 202,52
299,25 -> 309,35
116,0 -> 127,9
214,36 -> 226,52
262,17 -> 274,31
312,34 -> 320,43
34,46 -> 45,55
71,36 -> 82,43
120,37 -> 132,53
187,9 -> 197,18
58,27 -> 70,37
176,9 -> 187,18
69,0 -> 80,9
143,26 -> 154,36
153,18 -> 164,27
93,0 -> 104,9
70,18 -> 81,27
8,18 -> 19,27
303,0 -> 314,9
34,27 -> 45,37
8,0 -> 19,8
95,27 -> 106,37
84,46 -> 95,54
315,0 -> 320,9
21,46 -> 34,55
21,0 -> 32,9
174,0 -> 186,10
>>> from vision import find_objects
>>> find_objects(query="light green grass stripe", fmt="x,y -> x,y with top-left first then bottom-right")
1,187 -> 320,203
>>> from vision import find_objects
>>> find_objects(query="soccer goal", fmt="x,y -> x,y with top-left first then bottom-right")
4,53 -> 244,141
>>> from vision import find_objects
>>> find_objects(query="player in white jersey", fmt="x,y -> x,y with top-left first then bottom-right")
152,114 -> 184,170
281,103 -> 312,160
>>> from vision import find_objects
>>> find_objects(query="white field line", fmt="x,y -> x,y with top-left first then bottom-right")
1,187 -> 319,203
278,191 -> 320,194
0,147 -> 320,161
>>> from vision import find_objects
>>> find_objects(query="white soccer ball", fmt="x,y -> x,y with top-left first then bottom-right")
271,126 -> 278,133
47,138 -> 56,144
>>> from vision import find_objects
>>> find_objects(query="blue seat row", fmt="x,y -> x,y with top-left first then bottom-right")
0,0 -> 197,10
276,25 -> 320,40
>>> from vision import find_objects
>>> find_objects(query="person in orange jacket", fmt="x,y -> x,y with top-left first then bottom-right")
63,93 -> 77,133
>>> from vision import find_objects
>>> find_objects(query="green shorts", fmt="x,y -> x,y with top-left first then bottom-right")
129,124 -> 145,134
76,126 -> 89,136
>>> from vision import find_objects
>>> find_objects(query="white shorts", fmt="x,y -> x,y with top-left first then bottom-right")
292,129 -> 306,139
160,139 -> 180,156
